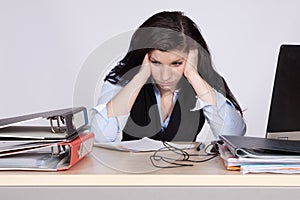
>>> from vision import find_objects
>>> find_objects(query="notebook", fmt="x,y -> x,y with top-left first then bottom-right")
219,135 -> 300,158
218,44 -> 300,158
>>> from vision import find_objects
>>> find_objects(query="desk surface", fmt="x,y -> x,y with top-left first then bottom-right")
0,146 -> 300,186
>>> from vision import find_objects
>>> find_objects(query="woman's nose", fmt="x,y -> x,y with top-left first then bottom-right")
161,65 -> 171,81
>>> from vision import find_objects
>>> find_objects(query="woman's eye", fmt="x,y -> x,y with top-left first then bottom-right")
172,62 -> 183,66
150,60 -> 161,65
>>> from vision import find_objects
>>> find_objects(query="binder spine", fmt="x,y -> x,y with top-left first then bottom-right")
58,132 -> 94,171
47,107 -> 89,136
64,108 -> 88,135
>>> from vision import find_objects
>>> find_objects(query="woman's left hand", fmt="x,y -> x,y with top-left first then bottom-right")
184,49 -> 199,79
184,49 -> 216,105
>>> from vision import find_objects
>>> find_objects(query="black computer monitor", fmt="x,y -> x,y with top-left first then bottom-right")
266,44 -> 300,139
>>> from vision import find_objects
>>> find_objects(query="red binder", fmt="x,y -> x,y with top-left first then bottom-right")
0,132 -> 94,171
57,132 -> 94,171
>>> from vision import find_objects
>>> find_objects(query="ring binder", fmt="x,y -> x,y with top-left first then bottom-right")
0,132 -> 94,171
0,107 -> 88,140
0,107 -> 94,171
48,116 -> 63,133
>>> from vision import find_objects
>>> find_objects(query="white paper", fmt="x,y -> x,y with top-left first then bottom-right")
94,137 -> 195,152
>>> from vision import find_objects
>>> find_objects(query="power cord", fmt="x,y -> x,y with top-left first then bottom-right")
150,141 -> 219,168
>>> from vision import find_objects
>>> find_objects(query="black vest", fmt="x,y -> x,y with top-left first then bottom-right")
122,81 -> 205,142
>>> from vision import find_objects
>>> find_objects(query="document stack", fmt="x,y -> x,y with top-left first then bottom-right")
218,135 -> 300,174
0,107 -> 94,171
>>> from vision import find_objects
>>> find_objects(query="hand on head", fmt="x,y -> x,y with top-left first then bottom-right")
136,49 -> 200,88
137,53 -> 152,81
184,49 -> 199,79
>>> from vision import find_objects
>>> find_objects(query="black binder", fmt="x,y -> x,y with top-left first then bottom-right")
0,107 -> 88,140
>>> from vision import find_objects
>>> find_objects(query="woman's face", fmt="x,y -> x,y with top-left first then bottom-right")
149,50 -> 188,92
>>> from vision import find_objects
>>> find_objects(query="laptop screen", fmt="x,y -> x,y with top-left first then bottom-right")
267,44 -> 300,136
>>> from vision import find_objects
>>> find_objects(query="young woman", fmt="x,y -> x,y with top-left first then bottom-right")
90,11 -> 246,143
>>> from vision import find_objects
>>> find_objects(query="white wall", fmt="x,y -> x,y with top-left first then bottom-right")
0,0 -> 299,137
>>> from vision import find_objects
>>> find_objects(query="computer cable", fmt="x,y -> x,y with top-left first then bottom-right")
150,141 -> 219,168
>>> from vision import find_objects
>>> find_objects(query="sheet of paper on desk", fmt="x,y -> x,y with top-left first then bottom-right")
94,137 -> 195,152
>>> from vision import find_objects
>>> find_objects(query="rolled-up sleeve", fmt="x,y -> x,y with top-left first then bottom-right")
89,82 -> 126,143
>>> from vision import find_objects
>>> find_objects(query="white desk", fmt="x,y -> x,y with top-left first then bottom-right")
0,146 -> 300,187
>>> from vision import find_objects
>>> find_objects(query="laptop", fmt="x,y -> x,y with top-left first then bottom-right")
266,44 -> 300,140
218,47 -> 300,157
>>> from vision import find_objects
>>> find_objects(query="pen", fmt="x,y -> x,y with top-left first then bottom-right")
196,142 -> 205,151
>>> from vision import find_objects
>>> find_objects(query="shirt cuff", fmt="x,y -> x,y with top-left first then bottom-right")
93,103 -> 108,116
90,104 -> 117,142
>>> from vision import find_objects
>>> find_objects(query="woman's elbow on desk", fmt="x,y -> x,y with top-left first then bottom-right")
204,103 -> 247,137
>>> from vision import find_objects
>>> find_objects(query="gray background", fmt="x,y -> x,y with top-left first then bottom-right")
0,0 -> 300,136
1,1 -> 300,198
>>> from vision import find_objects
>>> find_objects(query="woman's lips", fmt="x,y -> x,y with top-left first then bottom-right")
158,82 -> 172,86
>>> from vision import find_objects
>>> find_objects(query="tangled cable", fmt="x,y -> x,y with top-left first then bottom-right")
150,141 -> 218,168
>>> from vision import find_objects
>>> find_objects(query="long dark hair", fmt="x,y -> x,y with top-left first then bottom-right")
104,11 -> 243,115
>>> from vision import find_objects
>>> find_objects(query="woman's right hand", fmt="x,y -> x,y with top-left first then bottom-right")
107,53 -> 152,117
137,53 -> 151,81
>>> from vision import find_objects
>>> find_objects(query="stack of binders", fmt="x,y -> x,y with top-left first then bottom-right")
0,107 -> 94,171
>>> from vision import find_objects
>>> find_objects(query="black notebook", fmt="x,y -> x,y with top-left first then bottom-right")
219,135 -> 300,158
